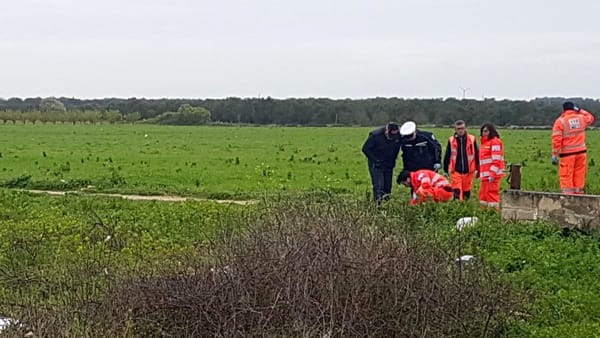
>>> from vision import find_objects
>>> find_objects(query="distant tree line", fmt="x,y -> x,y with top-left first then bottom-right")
0,96 -> 598,126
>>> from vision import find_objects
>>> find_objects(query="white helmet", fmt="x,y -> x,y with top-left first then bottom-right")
400,121 -> 416,136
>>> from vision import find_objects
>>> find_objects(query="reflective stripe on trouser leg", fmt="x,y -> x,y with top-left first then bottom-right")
573,153 -> 587,195
559,155 -> 576,194
479,179 -> 488,206
480,180 -> 500,207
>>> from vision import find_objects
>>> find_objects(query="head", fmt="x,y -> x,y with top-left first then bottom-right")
400,121 -> 417,140
398,170 -> 411,187
454,120 -> 467,136
563,101 -> 580,112
480,123 -> 500,139
384,122 -> 400,140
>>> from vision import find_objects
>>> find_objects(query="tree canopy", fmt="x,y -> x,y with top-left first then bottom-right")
1,96 -> 598,126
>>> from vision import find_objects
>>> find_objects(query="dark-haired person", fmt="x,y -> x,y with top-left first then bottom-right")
443,120 -> 479,200
552,102 -> 595,195
478,123 -> 505,210
362,122 -> 402,203
397,169 -> 453,205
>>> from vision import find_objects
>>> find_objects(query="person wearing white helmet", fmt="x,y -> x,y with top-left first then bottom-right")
397,121 -> 442,176
362,122 -> 402,203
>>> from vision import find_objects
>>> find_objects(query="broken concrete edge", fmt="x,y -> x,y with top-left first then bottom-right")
500,189 -> 600,232
502,189 -> 598,198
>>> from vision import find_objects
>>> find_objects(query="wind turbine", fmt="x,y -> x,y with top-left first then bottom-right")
459,87 -> 470,99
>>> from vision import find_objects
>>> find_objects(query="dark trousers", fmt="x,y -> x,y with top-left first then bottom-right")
369,166 -> 393,203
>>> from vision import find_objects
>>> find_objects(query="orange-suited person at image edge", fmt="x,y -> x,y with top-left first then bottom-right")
552,101 -> 595,195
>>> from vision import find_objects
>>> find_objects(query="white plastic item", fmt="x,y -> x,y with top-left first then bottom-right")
0,317 -> 13,332
455,255 -> 475,263
455,216 -> 478,231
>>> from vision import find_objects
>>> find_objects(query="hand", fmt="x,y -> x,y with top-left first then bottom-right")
488,176 -> 495,183
551,156 -> 558,165
433,163 -> 441,171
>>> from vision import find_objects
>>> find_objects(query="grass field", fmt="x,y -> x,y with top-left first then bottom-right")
0,124 -> 599,337
0,124 -> 599,198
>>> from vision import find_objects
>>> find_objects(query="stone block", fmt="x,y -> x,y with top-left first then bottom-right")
501,190 -> 600,232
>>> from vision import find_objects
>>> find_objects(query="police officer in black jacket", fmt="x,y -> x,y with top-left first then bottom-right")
398,121 -> 442,174
362,122 -> 401,203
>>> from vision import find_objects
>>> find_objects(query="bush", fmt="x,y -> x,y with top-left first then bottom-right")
152,104 -> 211,125
94,199 -> 518,337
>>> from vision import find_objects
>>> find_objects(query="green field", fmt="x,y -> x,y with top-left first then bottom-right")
1,124 -> 599,197
0,124 -> 599,337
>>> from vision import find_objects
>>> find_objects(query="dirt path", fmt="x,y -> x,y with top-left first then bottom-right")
17,189 -> 259,205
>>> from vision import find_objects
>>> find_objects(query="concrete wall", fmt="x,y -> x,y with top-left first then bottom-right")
501,190 -> 600,232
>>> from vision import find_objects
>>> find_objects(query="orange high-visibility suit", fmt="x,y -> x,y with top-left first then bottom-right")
552,108 -> 595,194
409,169 -> 454,205
445,134 -> 479,200
479,136 -> 505,208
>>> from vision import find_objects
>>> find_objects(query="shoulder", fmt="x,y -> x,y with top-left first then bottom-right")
370,127 -> 385,136
491,138 -> 504,149
418,130 -> 436,140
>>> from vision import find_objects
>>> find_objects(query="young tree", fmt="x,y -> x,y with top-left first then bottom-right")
39,97 -> 66,113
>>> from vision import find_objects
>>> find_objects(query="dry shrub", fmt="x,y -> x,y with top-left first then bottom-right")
94,200 -> 519,337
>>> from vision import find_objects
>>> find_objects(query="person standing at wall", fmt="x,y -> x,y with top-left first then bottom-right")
552,102 -> 595,195
479,123 -> 505,209
443,120 -> 479,200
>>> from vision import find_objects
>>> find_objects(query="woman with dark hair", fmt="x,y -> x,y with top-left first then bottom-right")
478,123 -> 505,209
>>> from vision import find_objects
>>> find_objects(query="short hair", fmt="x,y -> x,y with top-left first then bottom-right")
563,101 -> 580,112
454,120 -> 466,126
386,121 -> 399,133
398,170 -> 411,183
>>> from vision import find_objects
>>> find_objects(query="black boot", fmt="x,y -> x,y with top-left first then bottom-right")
453,189 -> 461,200
463,190 -> 471,200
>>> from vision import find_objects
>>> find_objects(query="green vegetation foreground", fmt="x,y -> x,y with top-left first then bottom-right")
0,191 -> 598,336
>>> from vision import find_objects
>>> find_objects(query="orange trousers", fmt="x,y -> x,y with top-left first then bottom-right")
479,180 -> 500,208
450,172 -> 474,200
559,153 -> 587,195
413,186 -> 454,204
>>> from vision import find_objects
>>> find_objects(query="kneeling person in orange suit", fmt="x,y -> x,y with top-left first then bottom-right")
397,169 -> 454,205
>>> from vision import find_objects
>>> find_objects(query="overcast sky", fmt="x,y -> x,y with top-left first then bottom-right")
1,0 -> 599,99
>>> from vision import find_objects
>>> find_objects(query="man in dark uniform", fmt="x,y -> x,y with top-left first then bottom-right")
362,122 -> 401,203
398,121 -> 442,174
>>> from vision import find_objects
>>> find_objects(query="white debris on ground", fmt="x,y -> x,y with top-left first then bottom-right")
0,317 -> 12,331
210,265 -> 233,275
455,255 -> 475,263
0,316 -> 34,336
455,216 -> 478,231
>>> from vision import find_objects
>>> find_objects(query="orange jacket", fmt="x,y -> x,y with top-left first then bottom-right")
552,109 -> 595,157
479,136 -> 505,180
410,169 -> 450,204
448,134 -> 477,174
